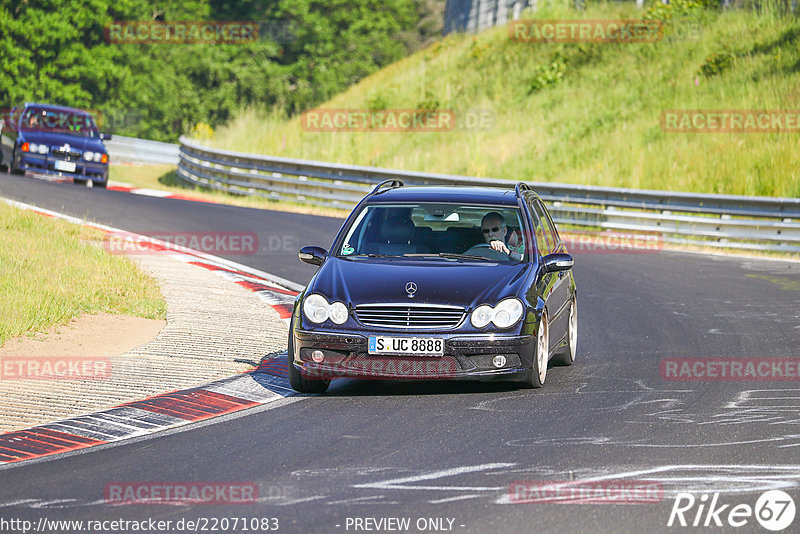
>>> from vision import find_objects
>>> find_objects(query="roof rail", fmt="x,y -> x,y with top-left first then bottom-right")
369,179 -> 404,196
515,182 -> 531,198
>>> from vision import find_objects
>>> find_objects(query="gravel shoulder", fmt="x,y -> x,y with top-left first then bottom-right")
0,253 -> 288,433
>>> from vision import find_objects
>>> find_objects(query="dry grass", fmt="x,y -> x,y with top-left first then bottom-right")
0,201 -> 166,346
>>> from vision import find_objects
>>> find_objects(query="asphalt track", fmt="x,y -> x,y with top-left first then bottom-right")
1,172 -> 800,534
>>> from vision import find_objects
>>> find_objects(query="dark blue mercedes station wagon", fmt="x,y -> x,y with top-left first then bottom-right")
289,181 -> 577,393
1,103 -> 111,187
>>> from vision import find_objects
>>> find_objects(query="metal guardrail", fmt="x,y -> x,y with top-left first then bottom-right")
106,135 -> 179,165
177,136 -> 800,253
444,0 -> 531,35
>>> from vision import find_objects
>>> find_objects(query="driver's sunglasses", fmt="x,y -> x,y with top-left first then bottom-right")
482,226 -> 504,234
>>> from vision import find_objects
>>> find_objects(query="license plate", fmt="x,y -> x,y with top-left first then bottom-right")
368,336 -> 443,356
54,160 -> 76,172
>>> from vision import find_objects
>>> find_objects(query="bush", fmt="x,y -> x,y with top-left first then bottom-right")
699,50 -> 735,77
529,59 -> 567,94
415,90 -> 440,112
367,92 -> 391,112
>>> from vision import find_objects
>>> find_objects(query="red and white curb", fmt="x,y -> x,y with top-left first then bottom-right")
106,183 -> 216,204
0,368 -> 293,465
24,172 -> 217,204
0,197 -> 301,466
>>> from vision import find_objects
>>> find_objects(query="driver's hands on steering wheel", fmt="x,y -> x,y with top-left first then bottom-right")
489,239 -> 510,254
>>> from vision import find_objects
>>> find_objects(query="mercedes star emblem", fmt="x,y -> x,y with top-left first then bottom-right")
405,281 -> 417,298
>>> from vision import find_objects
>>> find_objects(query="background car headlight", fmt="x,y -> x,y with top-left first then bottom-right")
84,151 -> 94,161
38,144 -> 48,154
470,298 -> 524,329
303,294 -> 349,324
29,143 -> 38,153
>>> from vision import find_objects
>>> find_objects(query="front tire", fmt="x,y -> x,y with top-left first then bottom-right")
10,150 -> 23,175
287,322 -> 330,393
552,297 -> 577,366
521,310 -> 549,388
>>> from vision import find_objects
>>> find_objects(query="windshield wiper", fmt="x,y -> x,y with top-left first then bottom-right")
401,252 -> 493,261
348,253 -> 492,261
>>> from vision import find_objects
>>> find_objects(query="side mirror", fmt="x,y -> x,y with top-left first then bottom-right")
100,132 -> 112,141
299,246 -> 327,266
542,253 -> 574,273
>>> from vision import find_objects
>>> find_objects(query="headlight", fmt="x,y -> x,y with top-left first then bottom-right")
38,144 -> 48,154
493,298 -> 524,328
470,298 -> 524,329
84,151 -> 94,161
29,143 -> 38,153
302,293 -> 349,324
303,294 -> 330,323
329,301 -> 348,324
471,305 -> 494,328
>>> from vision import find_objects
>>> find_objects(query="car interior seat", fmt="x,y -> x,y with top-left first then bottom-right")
365,216 -> 428,255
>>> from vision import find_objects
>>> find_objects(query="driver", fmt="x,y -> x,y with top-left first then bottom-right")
481,212 -> 523,260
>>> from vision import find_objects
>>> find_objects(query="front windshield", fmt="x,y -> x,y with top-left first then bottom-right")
20,108 -> 99,138
338,203 -> 526,262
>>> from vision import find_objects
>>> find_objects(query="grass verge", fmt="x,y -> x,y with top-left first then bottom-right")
203,1 -> 800,198
0,201 -> 166,346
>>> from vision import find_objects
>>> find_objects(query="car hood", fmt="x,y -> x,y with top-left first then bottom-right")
309,257 -> 532,309
19,131 -> 105,151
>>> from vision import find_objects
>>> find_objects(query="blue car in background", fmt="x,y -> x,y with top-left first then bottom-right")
0,103 -> 111,187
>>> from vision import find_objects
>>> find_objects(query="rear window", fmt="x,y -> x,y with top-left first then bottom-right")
20,107 -> 99,138
338,203 -> 526,262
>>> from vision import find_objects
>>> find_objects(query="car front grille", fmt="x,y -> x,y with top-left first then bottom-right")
51,148 -> 82,159
354,304 -> 465,329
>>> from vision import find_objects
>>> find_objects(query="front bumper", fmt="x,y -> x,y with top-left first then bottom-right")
18,153 -> 108,182
291,329 -> 535,382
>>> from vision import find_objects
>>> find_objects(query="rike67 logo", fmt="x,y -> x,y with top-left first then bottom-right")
668,490 -> 795,531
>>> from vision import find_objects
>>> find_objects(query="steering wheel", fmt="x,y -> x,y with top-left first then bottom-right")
463,243 -> 511,260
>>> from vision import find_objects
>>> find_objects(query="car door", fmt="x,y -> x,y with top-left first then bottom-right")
523,194 -> 559,354
531,197 -> 571,341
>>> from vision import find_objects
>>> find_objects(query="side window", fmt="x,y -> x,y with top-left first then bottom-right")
536,200 -> 560,253
526,197 -> 549,257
